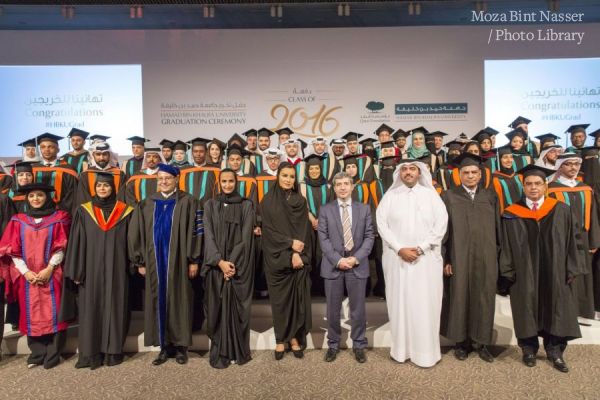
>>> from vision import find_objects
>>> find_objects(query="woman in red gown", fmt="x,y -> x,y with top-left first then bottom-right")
0,183 -> 71,369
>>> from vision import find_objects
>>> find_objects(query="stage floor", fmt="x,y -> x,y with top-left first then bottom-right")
0,346 -> 598,399
3,295 -> 600,355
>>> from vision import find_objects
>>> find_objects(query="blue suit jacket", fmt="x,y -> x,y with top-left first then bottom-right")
317,199 -> 375,279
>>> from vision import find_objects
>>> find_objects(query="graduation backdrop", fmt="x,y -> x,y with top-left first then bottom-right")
0,23 -> 599,156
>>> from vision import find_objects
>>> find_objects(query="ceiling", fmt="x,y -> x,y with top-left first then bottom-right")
0,0 -> 598,30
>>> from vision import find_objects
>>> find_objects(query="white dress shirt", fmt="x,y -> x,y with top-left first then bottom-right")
526,196 -> 545,210
337,198 -> 353,226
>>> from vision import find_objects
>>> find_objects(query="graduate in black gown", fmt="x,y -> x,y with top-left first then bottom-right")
440,153 -> 501,363
202,169 -> 255,368
261,163 -> 312,360
299,154 -> 334,296
61,172 -> 135,369
128,164 -> 203,366
499,165 -> 582,373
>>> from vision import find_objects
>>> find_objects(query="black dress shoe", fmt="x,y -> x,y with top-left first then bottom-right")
522,353 -> 537,367
477,346 -> 494,363
324,348 -> 339,362
292,348 -> 304,359
106,354 -> 124,367
175,348 -> 188,365
354,348 -> 367,363
274,350 -> 285,361
454,347 -> 468,361
152,350 -> 169,366
549,357 -> 569,373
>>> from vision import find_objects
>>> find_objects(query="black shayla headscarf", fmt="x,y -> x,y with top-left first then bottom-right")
92,172 -> 117,218
20,183 -> 56,218
216,168 -> 244,223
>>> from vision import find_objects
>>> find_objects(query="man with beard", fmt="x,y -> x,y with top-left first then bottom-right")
392,129 -> 409,159
330,138 -> 347,160
59,128 -> 89,174
534,145 -> 563,170
124,147 -> 165,206
565,124 -> 590,154
535,133 -> 560,150
178,137 -> 218,207
425,130 -> 448,171
548,153 -> 600,322
159,139 -> 175,163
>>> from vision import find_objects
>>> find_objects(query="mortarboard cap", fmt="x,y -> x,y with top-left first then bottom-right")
451,152 -> 483,169
518,164 -> 554,179
565,124 -> 590,135
276,127 -> 294,137
127,136 -> 149,146
89,134 -> 111,142
505,127 -> 528,141
242,129 -> 258,138
258,128 -> 276,138
159,139 -> 175,149
67,128 -> 89,139
392,129 -> 410,140
375,124 -> 394,136
508,116 -> 531,129
37,132 -> 63,144
341,132 -> 363,142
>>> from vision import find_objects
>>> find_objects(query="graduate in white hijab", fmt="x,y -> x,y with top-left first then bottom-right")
376,158 -> 448,368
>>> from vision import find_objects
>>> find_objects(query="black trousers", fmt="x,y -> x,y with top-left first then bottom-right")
518,333 -> 567,359
27,331 -> 67,369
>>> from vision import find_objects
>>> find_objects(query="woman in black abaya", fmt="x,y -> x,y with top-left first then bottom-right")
260,162 -> 312,360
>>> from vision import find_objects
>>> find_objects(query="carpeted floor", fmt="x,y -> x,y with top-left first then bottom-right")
0,346 -> 598,399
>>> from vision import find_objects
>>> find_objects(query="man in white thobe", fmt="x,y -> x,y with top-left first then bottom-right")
376,159 -> 448,368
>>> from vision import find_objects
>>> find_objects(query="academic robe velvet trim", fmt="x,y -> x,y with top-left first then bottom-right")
504,197 -> 558,221
81,201 -> 134,232
547,185 -> 593,231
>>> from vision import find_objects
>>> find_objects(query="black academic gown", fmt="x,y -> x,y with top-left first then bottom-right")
260,186 -> 313,346
122,156 -> 144,182
124,171 -> 158,206
128,191 -> 203,348
492,171 -> 524,215
581,155 -> 600,311
441,187 -> 501,345
178,166 -> 218,207
202,198 -> 255,368
59,151 -> 88,174
60,200 -> 134,361
300,179 -> 334,296
32,163 -> 79,213
548,181 -> 600,319
499,198 -> 582,340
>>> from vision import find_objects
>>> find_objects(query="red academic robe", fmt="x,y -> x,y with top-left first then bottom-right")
0,210 -> 71,336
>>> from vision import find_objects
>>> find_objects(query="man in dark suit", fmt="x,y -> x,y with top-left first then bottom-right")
318,171 -> 375,363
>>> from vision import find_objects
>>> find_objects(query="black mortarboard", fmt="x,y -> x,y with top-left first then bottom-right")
89,134 -> 111,142
380,141 -> 396,149
375,124 -> 394,136
242,129 -> 258,138
426,131 -> 448,138
276,127 -> 294,136
565,124 -> 590,135
258,128 -> 276,138
127,136 -> 149,145
379,155 -> 401,164
496,146 -> 513,157
14,161 -> 34,173
304,154 -> 325,166
226,144 -> 249,157
173,140 -> 189,151
228,133 -> 247,148
535,133 -> 560,145
341,132 -> 363,142
508,116 -> 531,129
159,139 -> 175,149
392,129 -> 410,140
410,126 -> 429,135
452,152 -> 483,168
482,127 -> 499,136
18,138 -> 37,147
505,127 -> 528,141
95,170 -> 117,183
37,133 -> 63,144
297,139 -> 308,151
359,138 -> 377,147
456,133 -> 470,143
518,164 -> 554,179
67,128 -> 89,139
445,140 -> 464,151
342,154 -> 360,165
188,137 -> 211,147
589,129 -> 600,139
18,183 -> 55,194
472,130 -> 492,143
